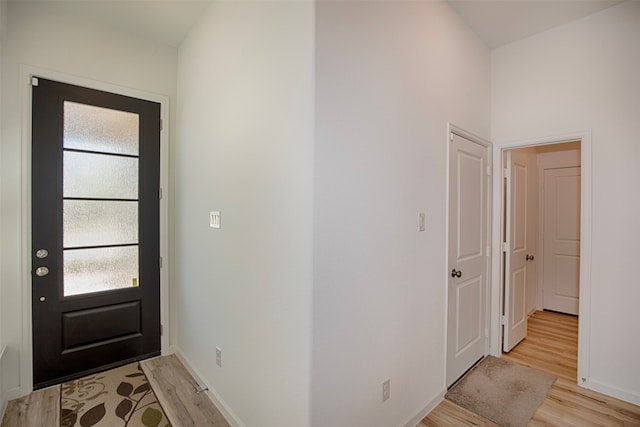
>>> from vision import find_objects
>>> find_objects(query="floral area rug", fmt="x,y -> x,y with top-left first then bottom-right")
61,362 -> 171,427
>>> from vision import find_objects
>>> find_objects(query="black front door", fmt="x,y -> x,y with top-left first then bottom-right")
31,78 -> 161,389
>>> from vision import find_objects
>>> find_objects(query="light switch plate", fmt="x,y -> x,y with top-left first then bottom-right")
210,211 -> 221,228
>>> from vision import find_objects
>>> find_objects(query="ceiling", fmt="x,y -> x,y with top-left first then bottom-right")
18,0 -> 213,48
15,0 -> 626,49
448,0 -> 625,48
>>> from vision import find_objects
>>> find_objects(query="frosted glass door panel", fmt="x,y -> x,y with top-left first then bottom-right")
63,151 -> 138,199
64,246 -> 139,296
64,101 -> 139,155
62,100 -> 141,297
64,201 -> 138,248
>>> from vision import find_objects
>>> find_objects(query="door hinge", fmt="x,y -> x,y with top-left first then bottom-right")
160,119 -> 163,131
449,132 -> 454,142
31,77 -> 39,87
160,324 -> 164,336
502,242 -> 509,252
486,166 -> 491,176
501,315 -> 506,326
159,256 -> 163,268
159,187 -> 163,200
503,167 -> 510,178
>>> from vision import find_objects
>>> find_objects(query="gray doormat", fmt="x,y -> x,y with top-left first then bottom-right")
445,356 -> 556,427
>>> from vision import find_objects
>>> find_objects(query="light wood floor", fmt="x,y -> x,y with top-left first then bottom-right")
4,314 -> 640,426
1,354 -> 230,427
421,310 -> 640,427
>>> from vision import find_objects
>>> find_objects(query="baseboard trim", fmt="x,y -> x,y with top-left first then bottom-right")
0,345 -> 5,422
172,347 -> 246,427
583,378 -> 640,406
0,346 -> 11,420
402,389 -> 446,427
5,386 -> 24,401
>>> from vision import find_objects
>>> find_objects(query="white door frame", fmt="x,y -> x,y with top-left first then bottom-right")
445,123 -> 492,385
16,65 -> 171,398
489,130 -> 592,387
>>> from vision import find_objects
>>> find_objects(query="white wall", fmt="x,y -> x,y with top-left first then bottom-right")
312,2 -> 490,426
0,1 -> 177,397
492,1 -> 640,404
174,2 -> 313,426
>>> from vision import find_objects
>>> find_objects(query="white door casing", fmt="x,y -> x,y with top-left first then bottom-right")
543,167 -> 581,315
489,131 -> 591,396
446,130 -> 490,387
503,150 -> 537,352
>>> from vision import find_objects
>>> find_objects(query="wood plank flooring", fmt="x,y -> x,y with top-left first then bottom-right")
141,354 -> 231,427
502,310 -> 577,381
1,355 -> 230,427
421,310 -> 640,427
4,312 -> 640,426
1,387 -> 59,427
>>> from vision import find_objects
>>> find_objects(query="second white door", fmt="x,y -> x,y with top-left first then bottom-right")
543,167 -> 581,315
503,150 -> 537,352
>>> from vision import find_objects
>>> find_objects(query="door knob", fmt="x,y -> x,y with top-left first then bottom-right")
35,249 -> 49,259
451,269 -> 462,278
526,254 -> 535,261
35,266 -> 49,277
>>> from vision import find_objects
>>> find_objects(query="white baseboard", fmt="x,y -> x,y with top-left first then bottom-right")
402,389 -> 445,427
0,346 -> 5,422
172,347 -> 246,427
5,386 -> 25,401
583,378 -> 640,406
162,345 -> 177,356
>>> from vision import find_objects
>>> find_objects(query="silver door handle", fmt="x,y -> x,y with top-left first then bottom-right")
35,266 -> 49,277
36,249 -> 49,259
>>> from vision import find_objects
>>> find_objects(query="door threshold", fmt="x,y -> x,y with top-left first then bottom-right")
33,350 -> 161,390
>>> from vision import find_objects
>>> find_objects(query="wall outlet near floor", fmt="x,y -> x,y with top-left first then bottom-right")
216,347 -> 222,367
382,379 -> 390,402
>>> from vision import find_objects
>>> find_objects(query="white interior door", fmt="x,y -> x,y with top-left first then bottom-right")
446,132 -> 489,387
543,167 -> 581,315
503,150 -> 537,352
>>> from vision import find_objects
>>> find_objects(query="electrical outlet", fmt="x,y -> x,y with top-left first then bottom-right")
216,347 -> 222,367
210,211 -> 221,229
382,379 -> 390,402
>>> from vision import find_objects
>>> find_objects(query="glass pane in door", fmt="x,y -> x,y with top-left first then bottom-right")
64,246 -> 139,296
62,101 -> 140,296
63,200 -> 138,248
64,101 -> 139,155
63,151 -> 138,199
